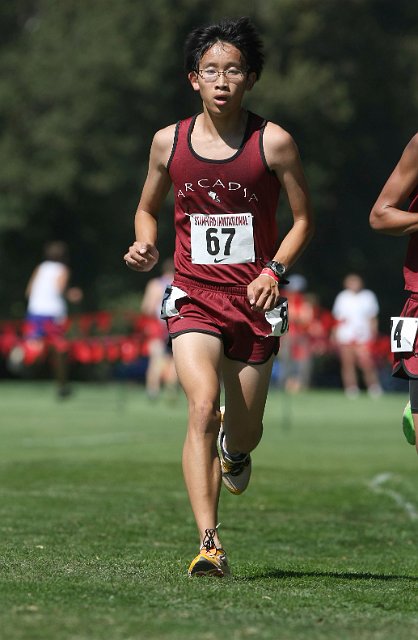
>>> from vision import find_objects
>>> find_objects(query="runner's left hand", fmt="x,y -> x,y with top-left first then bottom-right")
247,274 -> 280,312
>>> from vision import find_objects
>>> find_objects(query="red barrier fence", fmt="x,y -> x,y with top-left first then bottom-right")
0,312 -> 162,367
0,308 -> 392,369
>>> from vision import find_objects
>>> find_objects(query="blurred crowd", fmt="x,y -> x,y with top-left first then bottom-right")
0,246 -> 392,399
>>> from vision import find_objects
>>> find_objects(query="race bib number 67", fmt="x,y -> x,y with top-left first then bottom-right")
390,317 -> 418,352
189,212 -> 255,264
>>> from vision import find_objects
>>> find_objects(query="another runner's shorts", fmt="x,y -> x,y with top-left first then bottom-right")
24,313 -> 66,340
166,278 -> 280,364
392,293 -> 418,379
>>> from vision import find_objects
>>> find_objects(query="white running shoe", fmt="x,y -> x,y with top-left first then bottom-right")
217,406 -> 252,495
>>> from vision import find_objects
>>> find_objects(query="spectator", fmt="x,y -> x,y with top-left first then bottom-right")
140,258 -> 178,400
279,274 -> 315,393
24,241 -> 82,398
332,273 -> 382,398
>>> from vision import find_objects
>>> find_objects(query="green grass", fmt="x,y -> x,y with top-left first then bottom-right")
0,381 -> 417,640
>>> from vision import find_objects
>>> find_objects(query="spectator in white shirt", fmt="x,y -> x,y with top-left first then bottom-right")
25,241 -> 82,398
332,273 -> 382,398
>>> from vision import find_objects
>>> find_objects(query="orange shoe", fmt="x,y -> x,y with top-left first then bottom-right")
188,528 -> 230,577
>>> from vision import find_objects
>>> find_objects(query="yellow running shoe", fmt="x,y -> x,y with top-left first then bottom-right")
402,401 -> 416,445
217,407 -> 251,495
188,528 -> 230,578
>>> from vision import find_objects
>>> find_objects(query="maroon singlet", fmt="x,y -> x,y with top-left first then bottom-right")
167,112 -> 281,289
393,188 -> 418,378
404,188 -> 418,293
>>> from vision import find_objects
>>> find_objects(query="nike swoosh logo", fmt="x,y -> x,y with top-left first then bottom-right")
213,257 -> 227,263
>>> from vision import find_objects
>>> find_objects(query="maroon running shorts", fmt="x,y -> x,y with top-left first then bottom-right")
166,278 -> 280,364
392,293 -> 418,379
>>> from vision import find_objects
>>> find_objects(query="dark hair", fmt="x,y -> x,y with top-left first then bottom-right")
184,16 -> 264,80
44,240 -> 69,264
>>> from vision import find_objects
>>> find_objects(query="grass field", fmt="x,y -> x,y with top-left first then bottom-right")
0,380 -> 417,640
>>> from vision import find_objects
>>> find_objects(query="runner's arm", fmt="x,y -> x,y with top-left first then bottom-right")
370,133 -> 418,236
124,126 -> 174,272
248,125 -> 314,312
266,125 -> 315,268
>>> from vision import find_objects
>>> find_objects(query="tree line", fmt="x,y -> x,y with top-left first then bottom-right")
0,0 -> 417,325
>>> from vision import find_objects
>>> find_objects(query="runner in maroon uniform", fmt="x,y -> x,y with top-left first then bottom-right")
167,111 -> 283,363
370,133 -> 418,452
125,17 -> 314,576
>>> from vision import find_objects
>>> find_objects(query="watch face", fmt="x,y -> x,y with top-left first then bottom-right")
269,261 -> 286,277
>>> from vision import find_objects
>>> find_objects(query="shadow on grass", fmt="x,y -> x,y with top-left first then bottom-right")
240,569 -> 418,582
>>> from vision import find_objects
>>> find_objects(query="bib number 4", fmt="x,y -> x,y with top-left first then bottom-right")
390,317 -> 418,352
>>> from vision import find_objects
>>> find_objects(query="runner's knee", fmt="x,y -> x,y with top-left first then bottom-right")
187,399 -> 220,435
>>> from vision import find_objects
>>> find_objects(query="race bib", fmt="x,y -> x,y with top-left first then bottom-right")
265,298 -> 289,337
390,316 -> 418,352
189,212 -> 255,264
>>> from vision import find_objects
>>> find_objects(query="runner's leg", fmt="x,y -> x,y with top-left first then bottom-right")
409,378 -> 418,454
222,354 -> 274,454
172,332 -> 223,546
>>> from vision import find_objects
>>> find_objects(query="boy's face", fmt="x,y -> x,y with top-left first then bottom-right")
188,42 -> 256,114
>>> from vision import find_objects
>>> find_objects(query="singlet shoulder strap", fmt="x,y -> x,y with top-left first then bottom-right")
247,113 -> 274,173
243,111 -> 267,139
166,121 -> 180,171
167,116 -> 195,170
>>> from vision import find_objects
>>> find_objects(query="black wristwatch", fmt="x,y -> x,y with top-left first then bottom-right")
265,260 -> 287,280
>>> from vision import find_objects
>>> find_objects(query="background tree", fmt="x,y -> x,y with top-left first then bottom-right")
0,0 -> 417,326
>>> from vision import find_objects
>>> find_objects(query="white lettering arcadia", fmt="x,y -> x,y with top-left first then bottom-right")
177,178 -> 258,202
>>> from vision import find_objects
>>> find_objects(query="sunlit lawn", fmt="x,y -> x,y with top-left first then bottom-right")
0,381 -> 417,640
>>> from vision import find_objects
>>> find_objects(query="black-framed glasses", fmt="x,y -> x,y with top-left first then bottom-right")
197,68 -> 247,83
